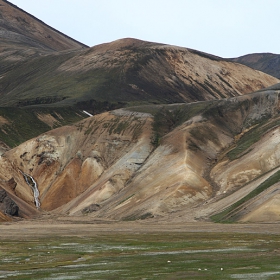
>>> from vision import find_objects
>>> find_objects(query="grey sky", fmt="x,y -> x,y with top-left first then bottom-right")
8,0 -> 280,58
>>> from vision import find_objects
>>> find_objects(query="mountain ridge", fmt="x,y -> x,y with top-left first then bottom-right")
0,37 -> 278,108
0,0 -> 88,51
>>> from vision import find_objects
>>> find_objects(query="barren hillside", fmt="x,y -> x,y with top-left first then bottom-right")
1,86 -> 280,222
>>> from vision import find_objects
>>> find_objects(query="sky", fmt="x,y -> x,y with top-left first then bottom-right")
8,0 -> 280,58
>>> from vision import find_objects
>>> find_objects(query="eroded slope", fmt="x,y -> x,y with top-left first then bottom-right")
1,88 -> 280,222
0,110 -> 153,217
83,90 -> 280,221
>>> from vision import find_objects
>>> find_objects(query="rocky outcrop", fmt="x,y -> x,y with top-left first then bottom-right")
82,204 -> 100,214
0,188 -> 18,216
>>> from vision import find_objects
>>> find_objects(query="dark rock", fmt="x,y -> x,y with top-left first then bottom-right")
0,189 -> 6,202
7,178 -> 17,191
82,204 -> 100,214
3,196 -> 18,216
0,188 -> 19,216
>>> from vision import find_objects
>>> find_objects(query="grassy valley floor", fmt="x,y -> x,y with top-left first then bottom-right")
0,219 -> 280,279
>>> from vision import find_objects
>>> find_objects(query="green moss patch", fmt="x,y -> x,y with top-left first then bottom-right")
0,107 -> 84,148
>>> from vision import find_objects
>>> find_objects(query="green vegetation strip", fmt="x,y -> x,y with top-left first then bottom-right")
211,169 -> 280,223
0,107 -> 84,147
128,101 -> 215,146
0,232 -> 280,279
227,117 -> 280,160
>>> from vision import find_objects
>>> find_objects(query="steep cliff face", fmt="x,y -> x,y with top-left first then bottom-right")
0,187 -> 18,216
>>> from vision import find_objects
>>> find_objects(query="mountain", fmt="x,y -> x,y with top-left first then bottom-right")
0,1 -> 278,108
0,0 -> 87,52
0,37 -> 278,109
1,1 -> 280,223
1,85 -> 280,223
0,0 -> 89,151
232,53 -> 280,79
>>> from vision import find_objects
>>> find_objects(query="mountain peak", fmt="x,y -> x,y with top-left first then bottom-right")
89,37 -> 162,53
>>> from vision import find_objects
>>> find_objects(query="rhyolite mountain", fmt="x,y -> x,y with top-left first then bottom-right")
2,86 -> 280,223
232,53 -> 280,79
1,0 -> 280,223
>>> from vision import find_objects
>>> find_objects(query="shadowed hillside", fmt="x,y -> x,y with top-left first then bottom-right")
0,0 -> 88,51
232,53 -> 280,79
0,37 -> 278,108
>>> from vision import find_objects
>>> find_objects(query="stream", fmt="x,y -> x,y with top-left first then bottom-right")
20,171 -> 40,208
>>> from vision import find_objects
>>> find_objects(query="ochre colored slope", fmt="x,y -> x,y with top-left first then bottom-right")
1,86 -> 280,222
